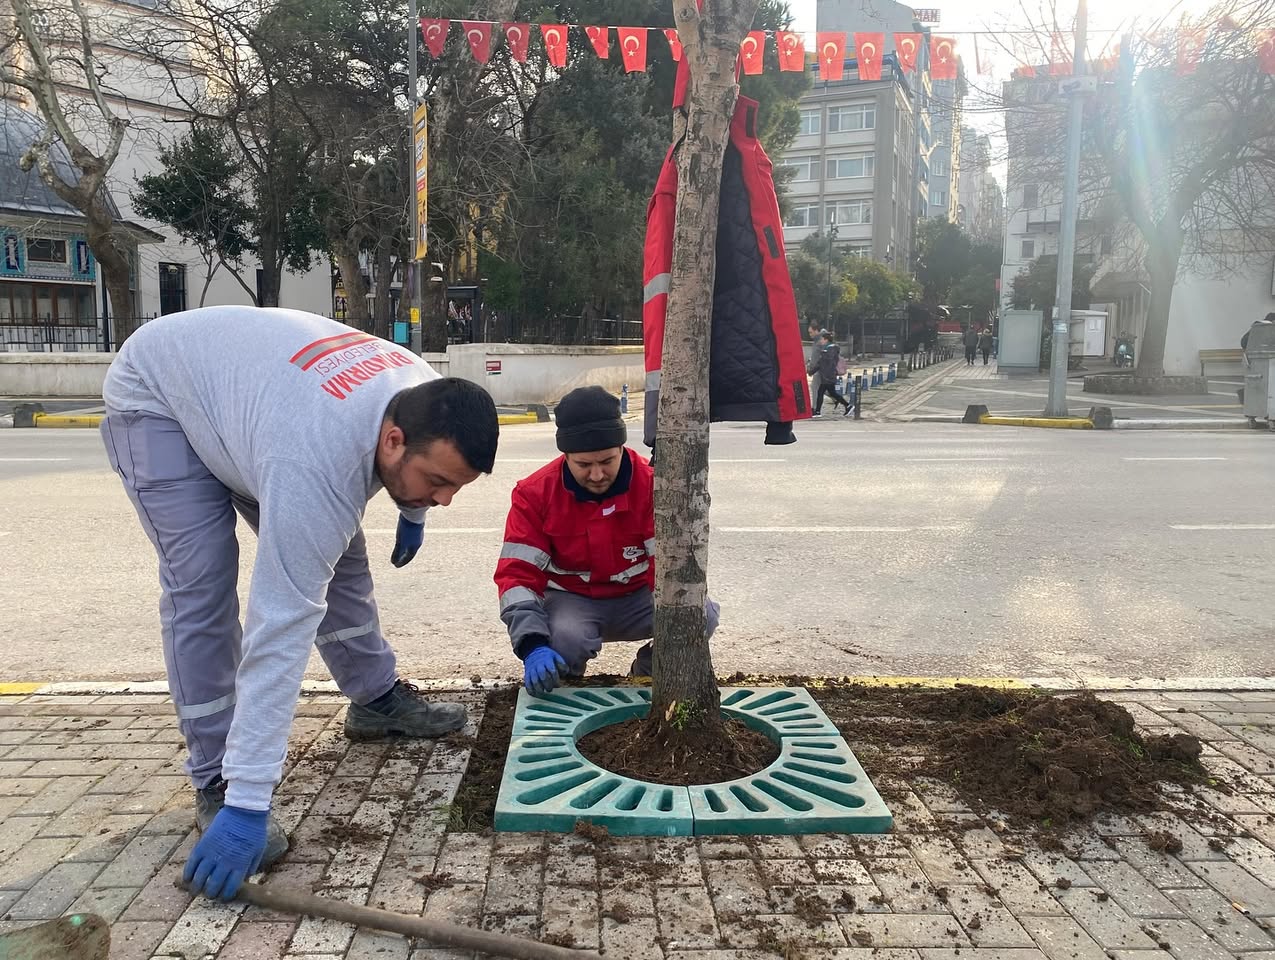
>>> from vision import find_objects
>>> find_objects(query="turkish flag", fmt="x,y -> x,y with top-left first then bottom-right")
894,32 -> 921,72
776,31 -> 806,71
461,21 -> 492,64
585,25 -> 610,59
816,32 -> 846,80
854,31 -> 884,80
740,30 -> 766,75
617,27 -> 648,73
665,28 -> 683,62
502,22 -> 529,62
420,18 -> 449,57
540,24 -> 568,68
1176,27 -> 1206,75
930,35 -> 957,79
1259,30 -> 1275,75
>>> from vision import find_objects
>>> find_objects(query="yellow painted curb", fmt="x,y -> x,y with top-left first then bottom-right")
0,682 -> 45,694
33,413 -> 104,428
497,413 -> 540,426
980,415 -> 1093,430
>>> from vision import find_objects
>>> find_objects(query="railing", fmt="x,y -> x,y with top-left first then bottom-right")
0,317 -> 154,352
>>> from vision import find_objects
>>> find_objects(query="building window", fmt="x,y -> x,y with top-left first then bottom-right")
826,153 -> 875,179
798,109 -> 821,136
827,200 -> 872,225
1022,183 -> 1039,207
782,156 -> 819,181
1100,235 -> 1113,256
159,262 -> 187,315
931,156 -> 948,177
828,104 -> 875,132
784,203 -> 821,228
26,238 -> 67,263
1021,239 -> 1036,259
930,189 -> 947,207
844,243 -> 872,259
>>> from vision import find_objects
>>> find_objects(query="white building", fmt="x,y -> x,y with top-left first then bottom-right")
0,0 -> 330,350
925,72 -> 964,223
956,125 -> 1003,244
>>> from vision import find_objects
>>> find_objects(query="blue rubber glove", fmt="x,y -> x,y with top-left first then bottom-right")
183,805 -> 269,901
523,646 -> 566,697
391,516 -> 425,568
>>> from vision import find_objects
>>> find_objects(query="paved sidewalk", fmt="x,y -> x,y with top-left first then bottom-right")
4,687 -> 1275,959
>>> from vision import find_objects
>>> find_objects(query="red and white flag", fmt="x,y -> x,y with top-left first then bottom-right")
585,25 -> 610,59
502,22 -> 529,62
540,24 -> 567,68
1176,27 -> 1206,75
930,35 -> 957,79
420,18 -> 449,57
816,32 -> 846,80
740,30 -> 766,75
617,27 -> 648,72
894,32 -> 921,72
1259,29 -> 1275,75
855,32 -> 884,80
777,31 -> 806,71
664,28 -> 683,62
461,21 -> 492,64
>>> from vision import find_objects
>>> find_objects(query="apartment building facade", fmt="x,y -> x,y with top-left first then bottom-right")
956,126 -> 1004,244
925,73 -> 964,222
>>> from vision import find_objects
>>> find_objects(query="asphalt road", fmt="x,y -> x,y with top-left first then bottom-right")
1,419 -> 1273,683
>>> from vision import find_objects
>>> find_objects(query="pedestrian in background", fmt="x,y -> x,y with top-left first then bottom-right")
813,333 -> 852,417
979,326 -> 994,365
964,326 -> 979,365
806,322 -> 824,403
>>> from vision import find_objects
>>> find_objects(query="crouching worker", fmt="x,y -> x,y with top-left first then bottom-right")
495,386 -> 719,695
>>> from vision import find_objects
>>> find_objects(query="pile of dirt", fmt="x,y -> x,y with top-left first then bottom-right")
577,715 -> 778,785
816,684 -> 1207,826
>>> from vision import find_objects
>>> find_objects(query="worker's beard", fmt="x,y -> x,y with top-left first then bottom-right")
375,455 -> 433,510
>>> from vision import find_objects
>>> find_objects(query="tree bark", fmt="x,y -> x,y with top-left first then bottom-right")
1135,229 -> 1183,378
372,240 -> 394,339
334,246 -> 371,331
649,0 -> 760,736
257,236 -> 281,307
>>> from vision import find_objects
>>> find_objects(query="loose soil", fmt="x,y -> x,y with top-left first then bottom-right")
449,677 -> 1211,837
576,715 -> 779,785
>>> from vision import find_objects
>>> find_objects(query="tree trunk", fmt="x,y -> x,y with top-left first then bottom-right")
257,234 -> 281,307
648,0 -> 760,740
372,241 -> 394,340
84,213 -> 137,343
1135,230 -> 1183,378
334,247 -> 371,331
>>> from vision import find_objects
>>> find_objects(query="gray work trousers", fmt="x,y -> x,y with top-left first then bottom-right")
545,590 -> 720,676
101,411 -> 397,789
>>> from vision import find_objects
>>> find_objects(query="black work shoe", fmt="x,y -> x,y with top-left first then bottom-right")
194,779 -> 290,869
344,680 -> 467,741
628,643 -> 653,678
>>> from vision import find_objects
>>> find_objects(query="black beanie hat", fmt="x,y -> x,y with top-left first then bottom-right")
555,386 -> 627,453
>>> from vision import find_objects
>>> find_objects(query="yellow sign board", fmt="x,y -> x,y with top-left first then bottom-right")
409,307 -> 420,326
413,103 -> 428,261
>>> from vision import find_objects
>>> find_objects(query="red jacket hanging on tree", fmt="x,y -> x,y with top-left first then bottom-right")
641,49 -> 812,447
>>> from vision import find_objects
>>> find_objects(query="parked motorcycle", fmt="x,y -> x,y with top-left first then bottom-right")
1114,334 -> 1136,368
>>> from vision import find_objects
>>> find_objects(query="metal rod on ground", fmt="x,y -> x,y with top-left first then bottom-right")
406,0 -> 423,354
1045,0 -> 1088,417
232,882 -> 597,960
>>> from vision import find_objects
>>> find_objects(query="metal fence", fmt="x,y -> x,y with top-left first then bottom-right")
0,318 -> 154,352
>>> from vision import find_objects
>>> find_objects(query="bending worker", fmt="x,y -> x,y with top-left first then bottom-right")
100,306 -> 499,901
495,386 -> 719,694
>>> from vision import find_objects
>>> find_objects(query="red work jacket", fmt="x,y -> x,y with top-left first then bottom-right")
495,449 -> 655,651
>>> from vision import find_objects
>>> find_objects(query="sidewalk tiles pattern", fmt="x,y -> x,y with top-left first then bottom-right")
3,687 -> 1275,958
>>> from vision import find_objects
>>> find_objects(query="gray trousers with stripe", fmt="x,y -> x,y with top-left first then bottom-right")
101,411 -> 397,789
546,590 -> 720,676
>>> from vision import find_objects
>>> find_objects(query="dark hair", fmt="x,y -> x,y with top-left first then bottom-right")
385,378 -> 498,474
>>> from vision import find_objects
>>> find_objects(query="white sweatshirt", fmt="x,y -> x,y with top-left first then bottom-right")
103,307 -> 438,810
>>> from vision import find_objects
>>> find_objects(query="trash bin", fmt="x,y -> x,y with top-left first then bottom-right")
1241,320 -> 1275,427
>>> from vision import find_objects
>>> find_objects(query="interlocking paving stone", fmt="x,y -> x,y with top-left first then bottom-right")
917,951 -> 1049,959
871,857 -> 954,913
1,835 -> 78,890
291,885 -> 370,953
768,883 -> 890,915
66,883 -> 139,922
1187,860 -> 1275,915
543,883 -> 600,949
1163,888 -> 1275,952
943,884 -> 1036,948
1055,886 -> 1160,950
839,913 -> 970,948
1223,836 -> 1275,886
972,859 -> 1067,917
216,919 -> 297,960
1108,839 -> 1204,889
154,899 -> 244,956
105,920 -> 171,960
1017,915 -> 1111,960
91,831 -> 181,888
703,858 -> 771,913
601,915 -> 661,960
6,860 -> 103,919
1080,861 -> 1184,918
1139,918 -> 1238,960
656,885 -> 719,949
347,928 -> 412,960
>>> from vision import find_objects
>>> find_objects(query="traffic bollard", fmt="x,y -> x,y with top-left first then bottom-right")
621,383 -> 629,414
854,376 -> 864,419
888,362 -> 896,383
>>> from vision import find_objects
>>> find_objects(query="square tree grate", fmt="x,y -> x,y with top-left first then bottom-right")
494,687 -> 892,836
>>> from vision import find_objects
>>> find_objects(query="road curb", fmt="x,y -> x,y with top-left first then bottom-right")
1112,418 -> 1254,430
8,675 -> 1275,696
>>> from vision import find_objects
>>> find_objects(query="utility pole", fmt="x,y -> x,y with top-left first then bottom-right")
405,0 -> 423,354
1045,0 -> 1088,416
825,223 -> 838,332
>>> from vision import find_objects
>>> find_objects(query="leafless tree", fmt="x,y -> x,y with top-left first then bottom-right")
1,0 -> 140,337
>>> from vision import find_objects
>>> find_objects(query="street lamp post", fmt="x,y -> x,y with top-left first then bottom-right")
825,222 -> 838,334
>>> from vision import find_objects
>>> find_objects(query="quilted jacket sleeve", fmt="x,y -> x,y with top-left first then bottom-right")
494,481 -> 552,657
